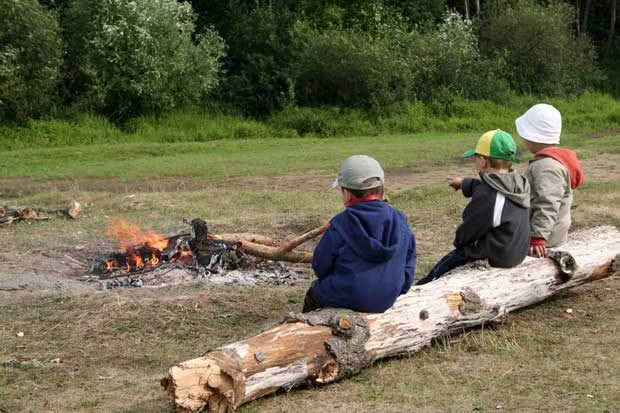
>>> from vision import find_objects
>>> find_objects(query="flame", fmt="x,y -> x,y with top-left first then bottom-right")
134,255 -> 145,269
106,219 -> 168,252
106,258 -> 119,272
103,219 -> 195,274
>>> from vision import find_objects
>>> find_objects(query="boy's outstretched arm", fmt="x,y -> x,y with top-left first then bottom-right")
447,176 -> 463,191
454,180 -> 493,247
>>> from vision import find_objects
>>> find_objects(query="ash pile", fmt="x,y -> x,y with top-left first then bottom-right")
87,219 -> 309,290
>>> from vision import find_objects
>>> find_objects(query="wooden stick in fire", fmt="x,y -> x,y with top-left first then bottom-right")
208,223 -> 328,263
275,223 -> 330,255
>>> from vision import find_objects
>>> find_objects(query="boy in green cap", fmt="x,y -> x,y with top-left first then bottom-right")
416,130 -> 530,285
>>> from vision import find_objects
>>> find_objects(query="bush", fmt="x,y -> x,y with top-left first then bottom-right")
479,0 -> 603,95
63,0 -> 226,122
408,11 -> 510,103
268,106 -> 377,137
291,5 -> 418,110
0,0 -> 63,123
216,3 -> 297,118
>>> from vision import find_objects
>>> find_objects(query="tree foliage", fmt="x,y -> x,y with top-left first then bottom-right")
0,0 -> 63,122
291,5 -> 417,109
63,0 -> 226,121
479,0 -> 602,95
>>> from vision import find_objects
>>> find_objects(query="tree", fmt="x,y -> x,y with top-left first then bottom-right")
62,0 -> 226,122
0,0 -> 63,123
479,0 -> 601,95
606,0 -> 617,59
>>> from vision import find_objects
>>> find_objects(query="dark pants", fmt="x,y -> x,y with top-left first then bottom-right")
302,280 -> 324,313
416,248 -> 470,285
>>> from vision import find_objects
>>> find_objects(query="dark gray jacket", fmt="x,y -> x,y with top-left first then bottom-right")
455,171 -> 530,268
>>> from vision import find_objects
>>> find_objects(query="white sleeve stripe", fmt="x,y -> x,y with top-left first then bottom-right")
493,192 -> 506,228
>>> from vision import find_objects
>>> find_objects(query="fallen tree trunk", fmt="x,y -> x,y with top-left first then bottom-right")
162,226 -> 620,413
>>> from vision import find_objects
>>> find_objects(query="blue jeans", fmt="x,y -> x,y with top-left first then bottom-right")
416,248 -> 470,285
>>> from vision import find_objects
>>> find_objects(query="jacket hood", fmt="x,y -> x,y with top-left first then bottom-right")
480,171 -> 531,208
535,148 -> 585,189
330,201 -> 400,262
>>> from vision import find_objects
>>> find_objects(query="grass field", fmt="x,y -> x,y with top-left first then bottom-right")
1,128 -> 619,412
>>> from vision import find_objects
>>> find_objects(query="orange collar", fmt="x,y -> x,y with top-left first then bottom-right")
345,194 -> 383,207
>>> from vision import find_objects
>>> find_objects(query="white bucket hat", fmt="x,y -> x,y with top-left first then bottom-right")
515,103 -> 562,144
332,155 -> 384,190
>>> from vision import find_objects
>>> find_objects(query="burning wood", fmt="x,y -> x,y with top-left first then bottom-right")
89,218 -> 321,287
0,200 -> 81,225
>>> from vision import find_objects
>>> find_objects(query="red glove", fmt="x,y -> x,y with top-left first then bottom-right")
529,237 -> 547,258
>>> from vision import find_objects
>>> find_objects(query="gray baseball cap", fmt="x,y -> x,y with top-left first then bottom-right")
331,155 -> 385,190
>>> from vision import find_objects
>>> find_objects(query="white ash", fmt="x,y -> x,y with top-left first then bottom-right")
95,261 -> 309,290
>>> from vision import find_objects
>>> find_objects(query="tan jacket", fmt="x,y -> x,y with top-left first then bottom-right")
525,157 -> 572,247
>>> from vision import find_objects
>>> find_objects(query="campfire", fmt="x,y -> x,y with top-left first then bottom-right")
88,218 -> 323,289
89,219 -> 196,275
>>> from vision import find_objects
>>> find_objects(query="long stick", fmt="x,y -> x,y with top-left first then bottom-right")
275,223 -> 329,255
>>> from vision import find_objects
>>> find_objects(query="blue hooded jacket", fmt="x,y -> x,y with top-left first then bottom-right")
312,200 -> 416,313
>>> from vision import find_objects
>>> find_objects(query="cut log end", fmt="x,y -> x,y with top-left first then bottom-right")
162,359 -> 236,413
66,200 -> 81,219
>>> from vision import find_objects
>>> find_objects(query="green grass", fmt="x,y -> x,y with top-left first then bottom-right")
1,128 -> 619,180
1,92 -> 619,150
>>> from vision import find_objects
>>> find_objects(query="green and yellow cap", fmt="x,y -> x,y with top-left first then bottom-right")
463,129 -> 520,163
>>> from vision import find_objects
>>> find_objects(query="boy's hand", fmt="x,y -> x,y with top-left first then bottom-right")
447,177 -> 463,191
529,237 -> 547,258
529,244 -> 547,258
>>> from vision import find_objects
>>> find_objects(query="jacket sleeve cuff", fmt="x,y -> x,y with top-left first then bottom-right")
530,237 -> 546,247
461,178 -> 474,197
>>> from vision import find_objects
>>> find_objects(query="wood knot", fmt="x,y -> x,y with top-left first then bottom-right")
419,310 -> 429,320
458,288 -> 483,314
337,317 -> 353,330
316,360 -> 340,384
254,352 -> 266,363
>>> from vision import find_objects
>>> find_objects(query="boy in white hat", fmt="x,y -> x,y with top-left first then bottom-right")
303,155 -> 416,313
515,103 -> 585,258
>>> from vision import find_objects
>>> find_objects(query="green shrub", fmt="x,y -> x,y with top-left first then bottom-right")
291,6 -> 417,110
63,0 -> 226,122
268,106 -> 377,137
479,0 -> 603,95
408,11 -> 509,103
0,0 -> 63,123
216,3 -> 297,118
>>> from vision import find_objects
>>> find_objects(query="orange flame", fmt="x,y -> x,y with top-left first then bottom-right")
106,219 -> 168,252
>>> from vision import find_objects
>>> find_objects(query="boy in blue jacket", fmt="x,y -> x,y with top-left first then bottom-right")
302,155 -> 416,313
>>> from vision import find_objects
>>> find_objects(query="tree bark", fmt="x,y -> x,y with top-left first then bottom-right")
576,0 -> 581,34
583,0 -> 592,32
162,226 -> 620,413
606,0 -> 618,59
